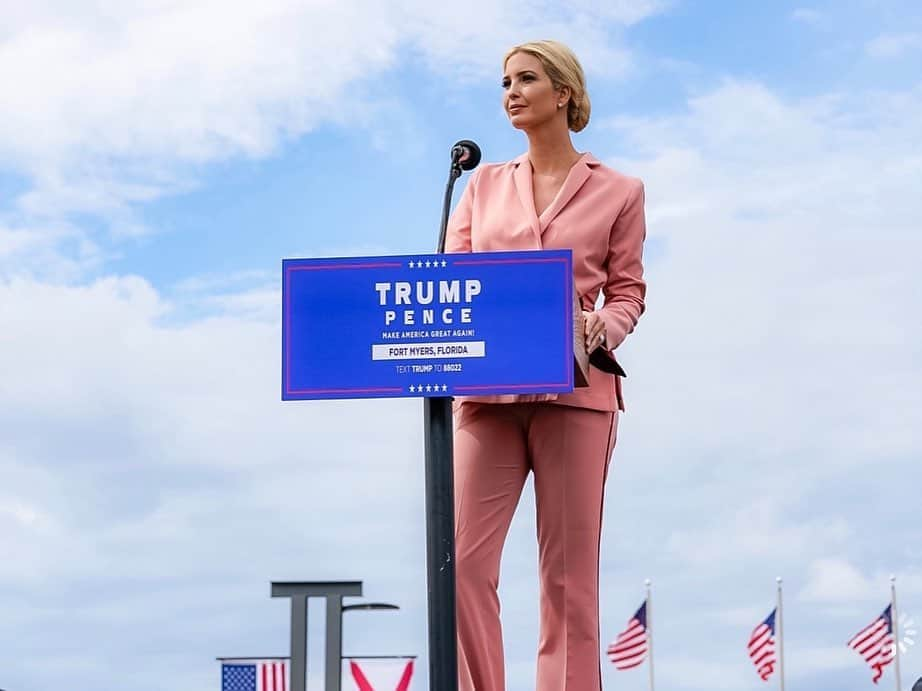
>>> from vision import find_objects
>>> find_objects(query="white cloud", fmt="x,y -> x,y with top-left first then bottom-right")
0,274 -> 432,690
709,604 -> 776,628
0,220 -> 101,280
0,0 -> 663,242
790,645 -> 862,674
656,655 -> 755,690
800,559 -> 922,610
866,32 -> 922,59
170,269 -> 275,299
791,8 -> 824,25
665,499 -> 852,566
0,226 -> 34,258
0,498 -> 46,528
799,558 -> 879,604
605,80 -> 922,470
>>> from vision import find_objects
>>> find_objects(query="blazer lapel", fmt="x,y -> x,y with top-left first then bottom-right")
538,154 -> 597,232
538,154 -> 599,234
512,154 -> 542,246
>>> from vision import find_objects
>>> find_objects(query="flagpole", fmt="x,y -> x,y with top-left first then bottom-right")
646,578 -> 655,691
776,577 -> 786,691
891,575 -> 902,691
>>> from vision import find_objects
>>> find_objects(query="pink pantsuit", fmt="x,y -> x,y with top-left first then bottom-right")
445,152 -> 647,691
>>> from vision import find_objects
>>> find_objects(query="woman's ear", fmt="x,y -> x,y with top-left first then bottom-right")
557,85 -> 572,107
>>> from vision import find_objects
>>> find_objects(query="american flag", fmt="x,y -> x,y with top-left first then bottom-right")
607,601 -> 649,670
747,608 -> 777,681
848,605 -> 896,684
221,659 -> 289,691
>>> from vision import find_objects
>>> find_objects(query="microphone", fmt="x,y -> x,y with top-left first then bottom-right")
437,140 -> 482,253
451,140 -> 482,171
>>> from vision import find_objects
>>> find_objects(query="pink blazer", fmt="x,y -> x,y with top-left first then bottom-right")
445,152 -> 646,412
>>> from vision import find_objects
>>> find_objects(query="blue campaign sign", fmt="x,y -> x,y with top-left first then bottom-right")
282,249 -> 575,400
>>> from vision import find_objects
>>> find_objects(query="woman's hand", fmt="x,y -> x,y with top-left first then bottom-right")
582,310 -> 607,351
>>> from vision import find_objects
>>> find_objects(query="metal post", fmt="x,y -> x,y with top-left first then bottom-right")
777,577 -> 785,691
339,602 -> 400,676
424,396 -> 458,690
646,579 -> 655,691
424,149 -> 468,691
326,595 -> 344,691
271,581 -> 362,691
892,575 -> 902,691
290,594 -> 308,691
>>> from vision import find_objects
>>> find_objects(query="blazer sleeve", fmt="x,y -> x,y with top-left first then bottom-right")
444,169 -> 480,253
599,178 -> 647,350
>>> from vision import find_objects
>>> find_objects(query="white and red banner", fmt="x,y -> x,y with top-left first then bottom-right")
345,658 -> 414,691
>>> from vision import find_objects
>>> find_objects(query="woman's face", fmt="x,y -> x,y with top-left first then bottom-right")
502,52 -> 566,131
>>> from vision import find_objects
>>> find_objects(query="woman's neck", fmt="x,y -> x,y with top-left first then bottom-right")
526,126 -> 581,174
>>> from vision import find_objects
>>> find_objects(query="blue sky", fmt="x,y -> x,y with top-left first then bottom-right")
1,2 -> 921,690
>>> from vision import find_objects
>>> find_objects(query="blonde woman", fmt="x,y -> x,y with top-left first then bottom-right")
446,40 -> 648,690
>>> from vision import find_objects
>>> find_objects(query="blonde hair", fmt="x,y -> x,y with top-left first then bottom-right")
504,40 -> 591,133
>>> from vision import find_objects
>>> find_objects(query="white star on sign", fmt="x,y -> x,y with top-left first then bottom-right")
441,260 -> 447,267
409,385 -> 416,393
425,260 -> 432,268
442,385 -> 448,392
426,385 -> 432,392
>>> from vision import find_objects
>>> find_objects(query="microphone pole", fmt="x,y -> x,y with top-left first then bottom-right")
425,139 -> 480,691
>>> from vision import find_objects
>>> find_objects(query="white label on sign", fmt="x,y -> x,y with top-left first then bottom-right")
371,341 -> 486,361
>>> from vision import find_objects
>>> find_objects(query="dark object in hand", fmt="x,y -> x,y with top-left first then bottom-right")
590,347 -> 627,378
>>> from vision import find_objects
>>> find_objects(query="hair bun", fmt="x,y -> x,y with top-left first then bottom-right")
569,93 -> 591,133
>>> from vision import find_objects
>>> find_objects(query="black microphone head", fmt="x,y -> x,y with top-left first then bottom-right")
452,139 -> 482,171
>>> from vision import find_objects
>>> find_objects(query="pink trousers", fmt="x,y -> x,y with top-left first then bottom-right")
453,401 -> 618,691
